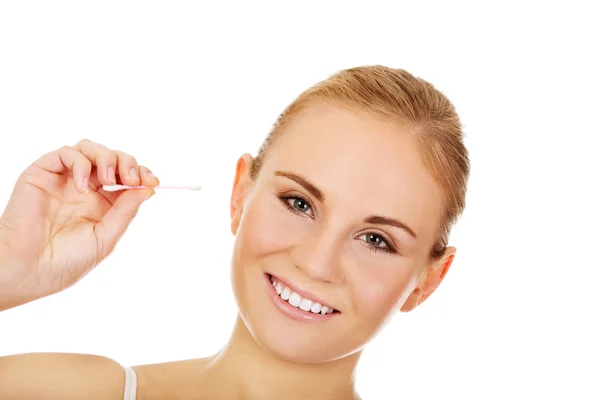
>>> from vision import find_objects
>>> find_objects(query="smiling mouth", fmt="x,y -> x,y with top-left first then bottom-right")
268,274 -> 339,315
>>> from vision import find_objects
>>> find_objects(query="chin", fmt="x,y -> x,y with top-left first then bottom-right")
232,268 -> 362,364
243,311 -> 357,364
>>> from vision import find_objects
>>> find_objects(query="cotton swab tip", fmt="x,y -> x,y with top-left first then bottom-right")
102,184 -> 202,192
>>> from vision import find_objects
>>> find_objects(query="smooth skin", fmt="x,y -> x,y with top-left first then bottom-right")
0,105 -> 456,399
0,139 -> 158,399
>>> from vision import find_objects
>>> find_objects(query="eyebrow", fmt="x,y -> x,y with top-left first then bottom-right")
364,215 -> 417,239
274,170 -> 418,239
275,170 -> 324,202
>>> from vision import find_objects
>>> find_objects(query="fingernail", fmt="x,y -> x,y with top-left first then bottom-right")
129,167 -> 138,180
107,166 -> 116,183
82,177 -> 89,193
146,170 -> 155,177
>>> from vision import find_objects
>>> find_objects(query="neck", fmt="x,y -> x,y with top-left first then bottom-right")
202,315 -> 361,400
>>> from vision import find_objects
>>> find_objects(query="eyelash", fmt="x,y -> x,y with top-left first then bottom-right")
278,194 -> 398,255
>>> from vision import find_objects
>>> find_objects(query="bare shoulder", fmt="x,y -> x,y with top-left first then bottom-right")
132,357 -> 213,400
0,352 -> 126,399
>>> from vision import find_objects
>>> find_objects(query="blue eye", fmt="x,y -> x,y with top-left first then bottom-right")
358,233 -> 396,254
290,197 -> 310,213
279,194 -> 397,255
281,196 -> 314,217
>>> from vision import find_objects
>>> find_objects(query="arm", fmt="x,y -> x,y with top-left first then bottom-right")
0,140 -> 157,312
0,230 -> 31,312
0,140 -> 158,397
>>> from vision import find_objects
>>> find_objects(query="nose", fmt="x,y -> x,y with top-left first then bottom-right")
289,221 -> 345,284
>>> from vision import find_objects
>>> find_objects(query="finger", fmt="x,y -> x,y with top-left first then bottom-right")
138,165 -> 160,187
93,188 -> 155,258
73,139 -> 117,185
92,174 -> 120,205
33,146 -> 92,193
91,166 -> 158,206
115,151 -> 141,186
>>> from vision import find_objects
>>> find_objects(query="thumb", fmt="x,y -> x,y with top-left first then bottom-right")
94,189 -> 154,258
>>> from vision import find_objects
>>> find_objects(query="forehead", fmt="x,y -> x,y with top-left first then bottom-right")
262,104 -> 444,243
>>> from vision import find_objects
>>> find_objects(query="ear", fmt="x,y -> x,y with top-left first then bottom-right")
230,153 -> 254,235
400,247 -> 456,312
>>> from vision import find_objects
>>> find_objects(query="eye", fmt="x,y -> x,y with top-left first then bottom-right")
358,233 -> 396,255
281,196 -> 314,217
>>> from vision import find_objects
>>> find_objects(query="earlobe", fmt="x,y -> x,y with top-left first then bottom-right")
230,153 -> 254,235
400,247 -> 456,312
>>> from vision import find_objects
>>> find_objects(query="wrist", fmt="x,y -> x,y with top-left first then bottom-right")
0,265 -> 32,312
0,233 -> 32,311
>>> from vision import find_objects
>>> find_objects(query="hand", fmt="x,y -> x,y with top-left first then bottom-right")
0,139 -> 158,310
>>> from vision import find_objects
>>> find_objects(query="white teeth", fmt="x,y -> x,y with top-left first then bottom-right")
288,292 -> 302,307
299,298 -> 313,311
270,276 -> 336,314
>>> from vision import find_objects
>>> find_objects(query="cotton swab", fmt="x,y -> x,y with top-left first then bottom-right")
102,184 -> 202,192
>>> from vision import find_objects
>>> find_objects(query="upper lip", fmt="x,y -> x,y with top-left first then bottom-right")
269,273 -> 339,312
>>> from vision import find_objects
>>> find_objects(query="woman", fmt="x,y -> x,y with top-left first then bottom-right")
0,65 -> 470,399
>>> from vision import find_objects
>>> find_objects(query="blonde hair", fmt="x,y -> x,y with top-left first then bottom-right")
250,65 -> 470,259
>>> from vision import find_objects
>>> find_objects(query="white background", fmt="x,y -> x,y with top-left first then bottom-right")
1,1 -> 598,398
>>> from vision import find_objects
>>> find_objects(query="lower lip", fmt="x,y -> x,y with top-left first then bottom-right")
264,273 -> 338,323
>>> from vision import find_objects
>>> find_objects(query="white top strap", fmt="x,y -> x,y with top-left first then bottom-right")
123,367 -> 138,400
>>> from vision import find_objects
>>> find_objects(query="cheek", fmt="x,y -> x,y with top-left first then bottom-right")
351,264 -> 417,315
238,197 -> 307,258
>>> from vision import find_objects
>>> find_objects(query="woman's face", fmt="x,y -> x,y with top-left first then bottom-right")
229,103 -> 454,363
